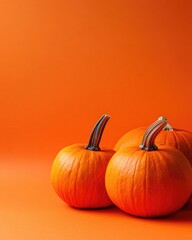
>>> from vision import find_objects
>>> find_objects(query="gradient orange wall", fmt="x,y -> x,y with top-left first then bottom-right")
1,0 -> 192,161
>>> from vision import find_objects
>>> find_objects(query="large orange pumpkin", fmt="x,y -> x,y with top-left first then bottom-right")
114,116 -> 192,167
105,118 -> 192,217
51,114 -> 115,208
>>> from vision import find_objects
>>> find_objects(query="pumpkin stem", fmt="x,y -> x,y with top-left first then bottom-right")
85,114 -> 110,151
158,116 -> 173,131
140,118 -> 168,151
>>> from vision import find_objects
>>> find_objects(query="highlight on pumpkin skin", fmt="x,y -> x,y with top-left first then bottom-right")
51,114 -> 115,209
105,117 -> 192,218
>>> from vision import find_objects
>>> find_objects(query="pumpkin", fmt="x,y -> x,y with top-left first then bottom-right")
114,116 -> 192,167
105,118 -> 192,217
51,114 -> 115,208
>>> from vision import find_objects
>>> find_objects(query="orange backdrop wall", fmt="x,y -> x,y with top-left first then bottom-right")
1,0 -> 192,239
1,0 -> 192,159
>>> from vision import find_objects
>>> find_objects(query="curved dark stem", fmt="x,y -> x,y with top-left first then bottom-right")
158,116 -> 173,131
140,118 -> 167,151
85,114 -> 110,151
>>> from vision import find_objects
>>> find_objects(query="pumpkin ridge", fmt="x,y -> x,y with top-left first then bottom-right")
144,151 -> 148,216
57,156 -> 68,202
74,152 -> 82,206
152,151 -> 159,215
178,131 -> 191,160
172,131 -> 179,149
160,150 -> 175,213
66,152 -> 77,205
159,148 -> 191,211
131,150 -> 143,215
56,153 -> 68,201
58,161 -> 65,201
143,151 -> 156,216
117,153 -> 128,210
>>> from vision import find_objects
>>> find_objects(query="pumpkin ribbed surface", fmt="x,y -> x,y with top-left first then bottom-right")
106,146 -> 192,217
51,144 -> 114,208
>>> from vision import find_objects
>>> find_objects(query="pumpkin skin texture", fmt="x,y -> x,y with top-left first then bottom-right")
106,119 -> 192,217
114,118 -> 192,167
51,115 -> 115,208
114,127 -> 146,151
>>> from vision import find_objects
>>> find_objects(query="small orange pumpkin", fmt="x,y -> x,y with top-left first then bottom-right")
114,116 -> 192,167
51,114 -> 115,208
105,118 -> 192,217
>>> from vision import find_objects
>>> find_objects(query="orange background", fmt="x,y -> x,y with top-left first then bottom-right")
0,0 -> 192,239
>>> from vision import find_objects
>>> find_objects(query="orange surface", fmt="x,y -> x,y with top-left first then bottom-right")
1,0 -> 192,239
